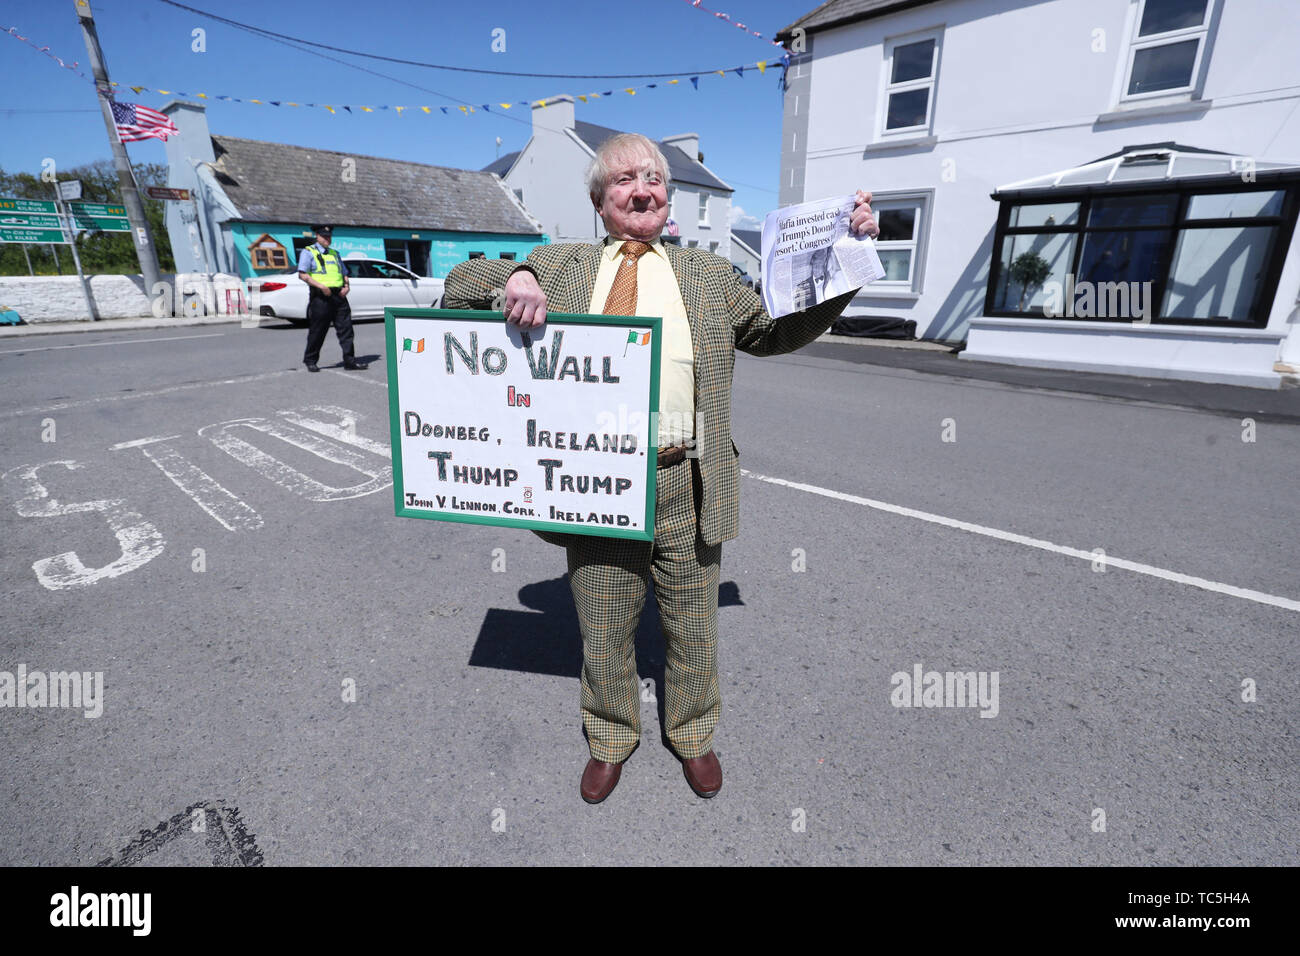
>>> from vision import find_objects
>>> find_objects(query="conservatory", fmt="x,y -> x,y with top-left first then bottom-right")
963,143 -> 1300,388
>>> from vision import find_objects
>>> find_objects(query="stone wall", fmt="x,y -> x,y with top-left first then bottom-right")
0,273 -> 249,323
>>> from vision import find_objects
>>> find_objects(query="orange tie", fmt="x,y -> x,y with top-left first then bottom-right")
601,240 -> 652,315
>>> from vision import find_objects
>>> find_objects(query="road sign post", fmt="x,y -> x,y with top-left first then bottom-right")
54,189 -> 98,321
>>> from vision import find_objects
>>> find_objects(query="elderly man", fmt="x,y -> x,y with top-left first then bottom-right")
444,133 -> 877,804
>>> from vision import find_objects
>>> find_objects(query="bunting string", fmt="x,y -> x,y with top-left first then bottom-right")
675,0 -> 787,48
4,20 -> 788,120
3,25 -> 90,80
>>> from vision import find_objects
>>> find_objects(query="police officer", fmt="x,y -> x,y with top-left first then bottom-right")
297,224 -> 367,372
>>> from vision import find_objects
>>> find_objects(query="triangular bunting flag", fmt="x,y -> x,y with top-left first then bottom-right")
756,60 -> 766,74
689,77 -> 699,89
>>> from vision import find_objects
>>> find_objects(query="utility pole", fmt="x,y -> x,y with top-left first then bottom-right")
74,0 -> 164,304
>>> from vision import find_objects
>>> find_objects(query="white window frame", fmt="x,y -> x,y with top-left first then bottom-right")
698,192 -> 710,227
1120,0 -> 1214,103
876,28 -> 943,141
860,189 -> 933,297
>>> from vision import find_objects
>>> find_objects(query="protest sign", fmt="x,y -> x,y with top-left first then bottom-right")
386,309 -> 662,541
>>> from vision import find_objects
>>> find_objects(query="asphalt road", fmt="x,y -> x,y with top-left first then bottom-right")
1,317 -> 1296,866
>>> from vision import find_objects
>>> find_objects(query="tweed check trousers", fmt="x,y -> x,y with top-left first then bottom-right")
565,457 -> 722,763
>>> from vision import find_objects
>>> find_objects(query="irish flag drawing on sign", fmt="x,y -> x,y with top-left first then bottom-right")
401,337 -> 425,361
623,329 -> 650,356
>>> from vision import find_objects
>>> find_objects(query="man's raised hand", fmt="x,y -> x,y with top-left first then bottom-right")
504,268 -> 548,329
851,190 -> 880,239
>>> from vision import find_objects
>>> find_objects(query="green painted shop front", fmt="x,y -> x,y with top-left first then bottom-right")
229,222 -> 548,280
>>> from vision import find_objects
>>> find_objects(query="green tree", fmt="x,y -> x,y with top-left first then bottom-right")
0,160 -> 175,276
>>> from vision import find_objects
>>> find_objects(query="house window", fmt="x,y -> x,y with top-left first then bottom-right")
880,31 -> 941,136
698,193 -> 709,226
249,233 -> 289,271
686,239 -> 699,248
861,191 -> 933,294
708,241 -> 719,254
499,252 -> 516,260
987,183 -> 1297,326
468,251 -> 485,259
1122,0 -> 1213,99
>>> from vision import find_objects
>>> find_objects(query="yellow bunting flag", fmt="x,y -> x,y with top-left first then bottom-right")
756,60 -> 767,74
577,94 -> 587,102
287,102 -> 300,107
395,106 -> 405,114
249,99 -> 261,104
360,106 -> 372,112
668,79 -> 679,85
499,103 -> 512,109
537,99 -> 547,107
458,105 -> 467,113
196,92 -> 207,98
324,105 -> 335,114
625,87 -> 635,95
130,85 -> 143,93
421,106 -> 431,113
157,89 -> 170,94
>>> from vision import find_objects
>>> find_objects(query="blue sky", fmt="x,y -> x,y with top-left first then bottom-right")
1,0 -> 814,229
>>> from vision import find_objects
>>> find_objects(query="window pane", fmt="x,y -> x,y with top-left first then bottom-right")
1186,190 -> 1285,220
876,249 -> 912,282
1009,202 -> 1080,228
1162,226 -> 1273,321
994,233 -> 1077,312
1088,194 -> 1178,228
876,207 -> 917,240
1139,0 -> 1208,37
1127,39 -> 1199,94
886,88 -> 929,130
891,39 -> 935,83
1077,230 -> 1173,288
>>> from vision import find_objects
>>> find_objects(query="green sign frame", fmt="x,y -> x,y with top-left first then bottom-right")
385,307 -> 663,542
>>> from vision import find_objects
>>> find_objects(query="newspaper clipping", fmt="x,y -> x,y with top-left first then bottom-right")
761,194 -> 885,318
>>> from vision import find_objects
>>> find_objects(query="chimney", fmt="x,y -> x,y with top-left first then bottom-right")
532,94 -> 575,136
160,100 -> 216,189
662,133 -> 700,163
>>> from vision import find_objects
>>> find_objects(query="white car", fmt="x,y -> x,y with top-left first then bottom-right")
250,256 -> 444,323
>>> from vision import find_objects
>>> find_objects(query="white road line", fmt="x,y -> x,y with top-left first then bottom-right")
743,469 -> 1300,613
0,369 -> 296,419
0,333 -> 224,354
323,368 -> 388,388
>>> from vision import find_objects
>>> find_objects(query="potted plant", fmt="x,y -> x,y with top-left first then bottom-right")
1008,251 -> 1052,312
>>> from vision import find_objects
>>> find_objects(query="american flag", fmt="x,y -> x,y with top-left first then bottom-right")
110,101 -> 178,143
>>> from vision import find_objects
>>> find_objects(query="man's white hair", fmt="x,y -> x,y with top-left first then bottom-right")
585,133 -> 672,206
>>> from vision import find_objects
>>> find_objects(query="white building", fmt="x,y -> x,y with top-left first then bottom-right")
778,0 -> 1300,388
485,96 -> 734,255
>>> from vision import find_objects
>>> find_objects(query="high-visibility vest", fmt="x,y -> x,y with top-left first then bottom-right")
307,246 -> 345,288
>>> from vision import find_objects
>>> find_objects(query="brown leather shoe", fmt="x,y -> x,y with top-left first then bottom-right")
682,750 -> 722,798
580,758 -> 623,804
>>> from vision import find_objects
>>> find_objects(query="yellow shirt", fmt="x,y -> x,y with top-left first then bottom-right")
588,236 -> 696,447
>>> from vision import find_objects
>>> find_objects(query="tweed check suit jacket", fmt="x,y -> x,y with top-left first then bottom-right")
443,241 -> 853,546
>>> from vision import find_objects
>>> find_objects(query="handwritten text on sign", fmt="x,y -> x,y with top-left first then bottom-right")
387,310 -> 661,541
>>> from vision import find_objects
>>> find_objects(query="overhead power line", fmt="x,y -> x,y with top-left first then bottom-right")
155,0 -> 775,80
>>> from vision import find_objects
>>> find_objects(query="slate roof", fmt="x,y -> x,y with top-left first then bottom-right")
208,135 -> 541,234
731,228 -> 761,254
483,150 -> 521,177
777,0 -> 944,40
